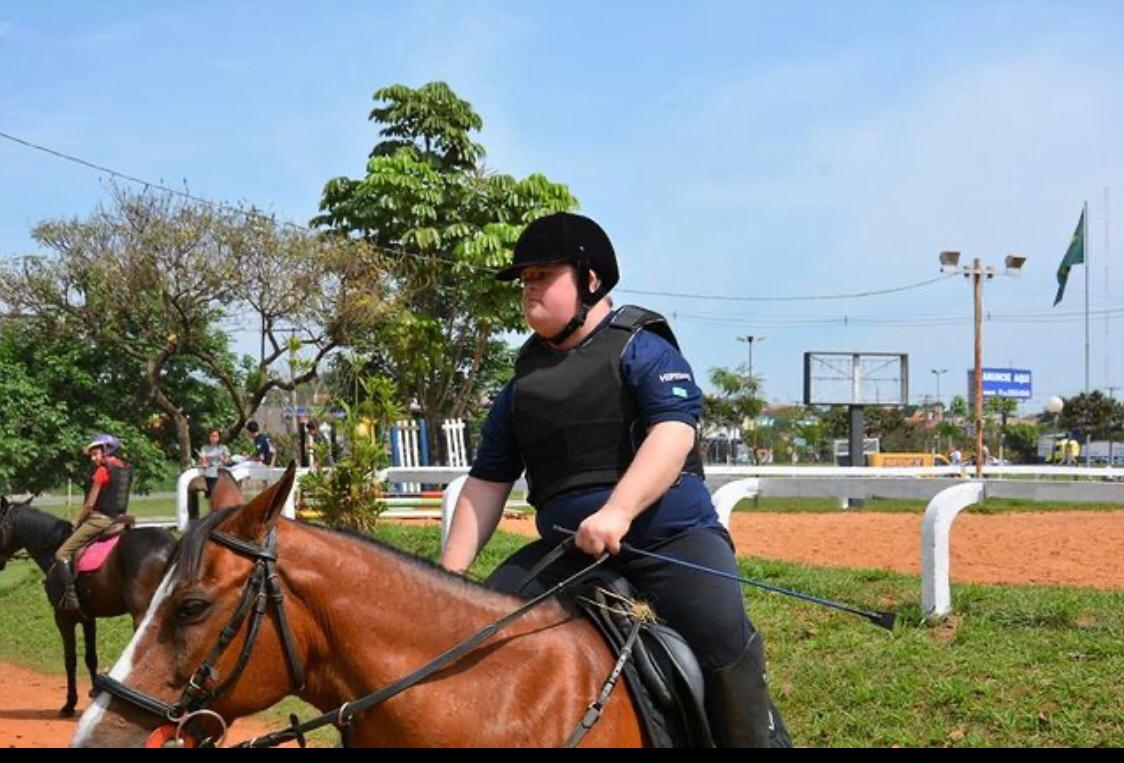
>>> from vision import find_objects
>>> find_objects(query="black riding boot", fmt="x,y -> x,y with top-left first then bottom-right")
704,630 -> 791,748
55,560 -> 82,616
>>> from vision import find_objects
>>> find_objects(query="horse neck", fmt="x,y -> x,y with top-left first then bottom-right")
13,507 -> 69,573
277,521 -> 569,711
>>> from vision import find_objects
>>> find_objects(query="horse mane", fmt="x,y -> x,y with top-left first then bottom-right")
174,507 -> 521,604
331,524 -> 503,593
173,506 -> 238,583
4,503 -> 73,554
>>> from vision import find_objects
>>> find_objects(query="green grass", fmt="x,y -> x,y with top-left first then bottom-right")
736,496 -> 1124,514
2,524 -> 1121,747
32,496 -> 179,523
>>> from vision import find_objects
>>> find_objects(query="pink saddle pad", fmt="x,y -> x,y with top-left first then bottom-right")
76,535 -> 121,574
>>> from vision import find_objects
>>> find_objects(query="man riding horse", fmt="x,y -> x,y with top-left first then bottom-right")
441,212 -> 787,747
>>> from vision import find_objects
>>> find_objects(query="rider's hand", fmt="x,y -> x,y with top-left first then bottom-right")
575,504 -> 632,556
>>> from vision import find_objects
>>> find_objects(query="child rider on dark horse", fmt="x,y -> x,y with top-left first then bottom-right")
52,434 -> 133,616
441,212 -> 787,747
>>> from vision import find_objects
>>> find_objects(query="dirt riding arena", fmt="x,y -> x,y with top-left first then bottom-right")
0,662 -> 294,748
3,508 -> 1120,747
491,509 -> 1124,589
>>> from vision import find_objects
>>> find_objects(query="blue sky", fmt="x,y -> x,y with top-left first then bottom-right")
2,1 -> 1122,410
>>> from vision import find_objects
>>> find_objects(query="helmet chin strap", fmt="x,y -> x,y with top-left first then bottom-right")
546,303 -> 591,346
545,260 -> 603,346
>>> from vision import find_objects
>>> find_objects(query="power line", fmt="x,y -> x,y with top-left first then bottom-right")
0,129 -> 473,268
2,129 -> 977,305
619,274 -> 958,303
668,306 -> 1124,330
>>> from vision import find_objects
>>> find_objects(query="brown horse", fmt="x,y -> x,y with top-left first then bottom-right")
71,465 -> 649,747
0,496 -> 177,717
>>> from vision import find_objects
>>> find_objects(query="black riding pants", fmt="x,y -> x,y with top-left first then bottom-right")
486,526 -> 755,671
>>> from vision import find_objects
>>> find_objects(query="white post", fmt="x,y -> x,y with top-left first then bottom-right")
176,468 -> 203,530
709,477 -> 760,530
442,419 -> 454,467
921,480 -> 984,619
441,474 -> 469,550
177,464 -> 299,531
407,420 -> 420,492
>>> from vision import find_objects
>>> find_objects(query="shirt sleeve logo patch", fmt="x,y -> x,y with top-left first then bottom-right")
672,386 -> 689,398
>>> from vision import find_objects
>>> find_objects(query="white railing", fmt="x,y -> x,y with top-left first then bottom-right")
175,463 -> 310,531
174,463 -> 1124,620
700,464 -> 1124,480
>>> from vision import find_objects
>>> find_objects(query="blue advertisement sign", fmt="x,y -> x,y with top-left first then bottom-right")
967,368 -> 1032,400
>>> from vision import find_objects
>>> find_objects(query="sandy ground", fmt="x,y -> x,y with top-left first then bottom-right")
481,510 -> 1124,589
0,661 -> 295,748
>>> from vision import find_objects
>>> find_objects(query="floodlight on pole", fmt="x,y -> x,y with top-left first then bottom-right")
930,368 -> 948,407
737,335 -> 765,381
939,250 -> 961,271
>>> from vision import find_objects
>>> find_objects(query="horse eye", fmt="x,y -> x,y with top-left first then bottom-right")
177,599 -> 211,622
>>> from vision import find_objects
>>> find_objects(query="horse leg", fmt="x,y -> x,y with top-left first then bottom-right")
56,612 -> 79,717
82,617 -> 99,698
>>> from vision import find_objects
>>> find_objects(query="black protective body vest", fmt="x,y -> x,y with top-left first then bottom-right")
513,305 -> 705,508
93,462 -> 133,517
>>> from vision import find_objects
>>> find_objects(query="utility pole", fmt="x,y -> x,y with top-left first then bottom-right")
940,251 -> 1025,478
973,258 -> 985,478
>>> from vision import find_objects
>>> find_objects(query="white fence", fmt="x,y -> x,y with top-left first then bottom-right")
175,463 -> 1124,620
442,419 -> 470,468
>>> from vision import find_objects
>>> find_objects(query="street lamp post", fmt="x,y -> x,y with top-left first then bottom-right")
939,252 -> 1026,478
930,368 -> 948,418
737,335 -> 765,384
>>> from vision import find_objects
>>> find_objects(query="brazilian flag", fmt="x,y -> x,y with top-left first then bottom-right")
1053,208 -> 1085,306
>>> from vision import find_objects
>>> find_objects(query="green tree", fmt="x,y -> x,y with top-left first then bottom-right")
1058,391 -> 1120,441
1002,422 -> 1040,464
949,395 -> 970,420
935,420 -> 964,452
821,406 -> 849,439
0,320 -> 170,494
985,397 -> 1019,419
863,407 -> 925,452
1,187 -> 376,466
702,367 -> 762,462
299,375 -> 402,533
794,414 -> 828,460
313,82 -> 578,432
821,405 -> 926,453
984,397 -> 1019,460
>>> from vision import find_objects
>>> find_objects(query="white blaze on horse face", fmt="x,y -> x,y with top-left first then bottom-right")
72,563 -> 178,746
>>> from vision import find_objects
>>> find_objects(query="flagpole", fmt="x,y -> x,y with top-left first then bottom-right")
1084,200 -> 1090,468
1084,200 -> 1090,394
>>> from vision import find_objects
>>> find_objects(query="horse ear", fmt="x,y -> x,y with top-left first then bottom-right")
208,470 -> 244,511
226,462 -> 297,540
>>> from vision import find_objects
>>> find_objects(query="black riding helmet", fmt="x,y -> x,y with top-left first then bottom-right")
497,212 -> 619,344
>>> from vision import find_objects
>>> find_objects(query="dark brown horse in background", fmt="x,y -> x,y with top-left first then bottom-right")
73,466 -> 650,747
0,496 -> 177,717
